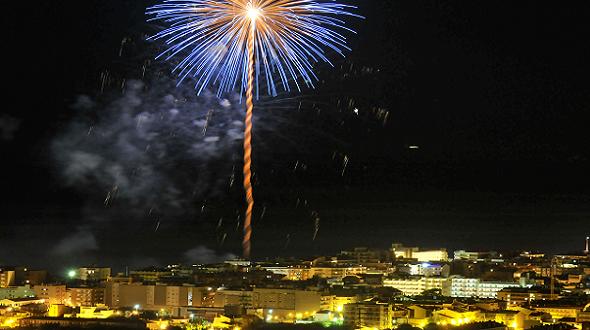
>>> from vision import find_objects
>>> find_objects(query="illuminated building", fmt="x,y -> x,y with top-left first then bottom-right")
213,289 -> 253,309
73,267 -> 111,282
0,285 -> 35,300
406,263 -> 450,277
260,266 -> 312,281
454,250 -> 499,261
534,306 -> 581,321
450,277 -> 520,298
497,288 -> 558,307
106,282 -> 208,316
77,305 -> 116,319
413,250 -> 449,262
321,294 -> 358,312
519,251 -> 546,259
392,243 -> 419,259
343,301 -> 393,329
0,270 -> 15,288
340,247 -> 392,264
577,303 -> 590,324
432,308 -> 481,325
48,304 -> 68,317
213,287 -> 321,321
309,266 -> 366,279
129,268 -> 173,283
0,297 -> 45,308
391,243 -> 448,261
383,277 -> 450,296
33,284 -> 67,305
251,288 -> 321,319
68,287 -> 105,307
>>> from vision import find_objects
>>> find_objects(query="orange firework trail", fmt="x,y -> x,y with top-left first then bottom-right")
242,21 -> 255,259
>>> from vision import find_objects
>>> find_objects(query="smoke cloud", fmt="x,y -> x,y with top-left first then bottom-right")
53,227 -> 99,256
52,78 -> 245,219
183,245 -> 237,264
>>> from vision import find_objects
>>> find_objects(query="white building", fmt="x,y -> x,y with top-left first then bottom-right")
408,263 -> 450,277
450,277 -> 520,298
383,277 -> 450,296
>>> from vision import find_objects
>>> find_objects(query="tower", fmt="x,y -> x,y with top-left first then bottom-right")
585,236 -> 589,254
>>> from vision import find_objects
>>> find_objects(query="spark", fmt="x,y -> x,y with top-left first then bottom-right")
259,205 -> 267,220
311,211 -> 320,241
341,155 -> 349,176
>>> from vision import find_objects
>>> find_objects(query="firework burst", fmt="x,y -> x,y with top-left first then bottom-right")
147,0 -> 360,258
147,0 -> 360,96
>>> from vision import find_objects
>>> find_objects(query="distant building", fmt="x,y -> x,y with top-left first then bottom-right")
413,250 -> 449,262
74,267 -> 111,282
214,287 -> 322,321
450,277 -> 520,299
497,287 -> 558,306
519,251 -> 546,259
0,269 -> 15,288
383,277 -> 450,296
14,267 -> 47,286
454,250 -> 499,261
534,306 -> 581,321
0,297 -> 45,308
392,243 -> 419,259
405,263 -> 450,277
391,243 -> 448,261
252,287 -> 321,316
321,294 -> 358,312
340,247 -> 391,264
33,284 -> 67,305
260,266 -> 311,281
0,285 -> 36,300
68,287 -> 105,307
343,301 -> 392,329
309,266 -> 366,280
77,305 -> 116,319
106,282 -> 210,317
129,268 -> 173,283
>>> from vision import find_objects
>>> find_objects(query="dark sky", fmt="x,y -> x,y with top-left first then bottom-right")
1,1 -> 590,271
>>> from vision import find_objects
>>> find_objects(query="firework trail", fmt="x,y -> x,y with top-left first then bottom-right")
147,0 -> 360,258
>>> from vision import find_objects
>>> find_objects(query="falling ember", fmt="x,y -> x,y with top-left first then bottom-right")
311,211 -> 320,241
259,205 -> 267,221
341,155 -> 349,177
147,0 -> 361,259
104,185 -> 119,207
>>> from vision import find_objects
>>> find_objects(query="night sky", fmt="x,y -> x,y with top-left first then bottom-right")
1,1 -> 590,271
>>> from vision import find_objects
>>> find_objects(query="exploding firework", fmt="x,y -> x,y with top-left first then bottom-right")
147,0 -> 360,258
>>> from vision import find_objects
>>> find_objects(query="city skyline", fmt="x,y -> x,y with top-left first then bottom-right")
2,1 -> 590,272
